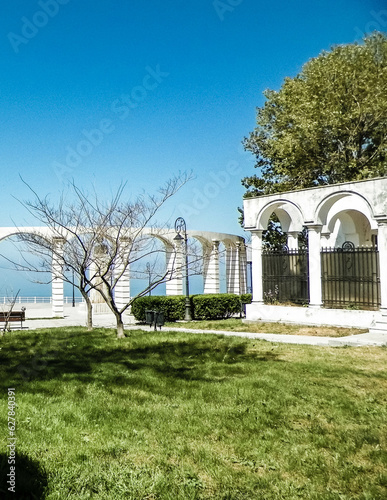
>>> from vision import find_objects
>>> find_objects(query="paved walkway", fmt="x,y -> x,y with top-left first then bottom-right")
15,304 -> 387,347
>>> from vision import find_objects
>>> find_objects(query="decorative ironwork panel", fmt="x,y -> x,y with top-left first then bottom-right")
321,246 -> 380,310
262,248 -> 309,304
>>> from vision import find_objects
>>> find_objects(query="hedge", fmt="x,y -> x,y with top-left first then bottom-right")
240,293 -> 252,305
131,296 -> 186,322
131,293 -> 246,322
191,294 -> 242,320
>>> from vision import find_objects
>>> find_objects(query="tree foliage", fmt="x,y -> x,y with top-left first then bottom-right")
242,33 -> 387,197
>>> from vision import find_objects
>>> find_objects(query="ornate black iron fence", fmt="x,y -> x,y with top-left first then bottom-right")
262,247 -> 309,304
321,246 -> 380,310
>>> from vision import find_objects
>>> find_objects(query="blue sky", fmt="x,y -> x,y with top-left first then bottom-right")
0,0 -> 386,295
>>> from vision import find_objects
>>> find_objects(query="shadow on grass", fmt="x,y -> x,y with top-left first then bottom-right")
0,328 -> 284,393
0,452 -> 47,499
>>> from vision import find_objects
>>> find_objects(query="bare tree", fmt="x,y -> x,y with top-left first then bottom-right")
75,174 -> 194,338
7,173 -> 193,337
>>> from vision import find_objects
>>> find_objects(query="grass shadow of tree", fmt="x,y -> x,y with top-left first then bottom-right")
0,452 -> 48,499
0,328 -> 285,394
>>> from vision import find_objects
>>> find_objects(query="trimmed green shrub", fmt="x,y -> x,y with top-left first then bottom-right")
131,294 -> 246,322
240,293 -> 252,304
131,296 -> 186,322
191,294 -> 242,320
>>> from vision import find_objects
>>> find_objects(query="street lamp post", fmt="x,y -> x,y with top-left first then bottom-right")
174,217 -> 192,321
146,262 -> 152,296
72,268 -> 75,307
65,266 -> 76,307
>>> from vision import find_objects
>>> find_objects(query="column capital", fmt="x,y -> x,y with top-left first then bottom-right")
305,223 -> 323,233
119,235 -> 132,243
375,217 -> 387,227
237,240 -> 247,254
52,236 -> 66,245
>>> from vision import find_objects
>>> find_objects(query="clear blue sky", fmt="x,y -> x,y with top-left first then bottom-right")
0,0 -> 385,295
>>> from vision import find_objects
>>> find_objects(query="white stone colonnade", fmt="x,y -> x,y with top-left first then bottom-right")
0,227 -> 247,317
243,177 -> 387,331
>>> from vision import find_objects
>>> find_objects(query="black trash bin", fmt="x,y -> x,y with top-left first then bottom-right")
145,310 -> 155,326
155,311 -> 164,329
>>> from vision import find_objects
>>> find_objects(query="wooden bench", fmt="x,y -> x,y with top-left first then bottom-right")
0,309 -> 26,329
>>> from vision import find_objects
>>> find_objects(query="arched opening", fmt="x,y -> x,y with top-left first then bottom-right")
324,210 -> 373,248
256,203 -> 309,305
319,205 -> 380,310
129,234 -> 169,297
0,233 -> 52,303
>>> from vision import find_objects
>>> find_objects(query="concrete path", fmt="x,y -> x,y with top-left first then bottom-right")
124,325 -> 387,347
13,303 -> 387,347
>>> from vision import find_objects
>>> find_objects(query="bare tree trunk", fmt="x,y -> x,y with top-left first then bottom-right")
86,301 -> 93,331
114,311 -> 125,338
98,286 -> 127,338
81,291 -> 93,330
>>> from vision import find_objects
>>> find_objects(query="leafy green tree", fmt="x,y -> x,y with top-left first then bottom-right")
242,32 -> 387,197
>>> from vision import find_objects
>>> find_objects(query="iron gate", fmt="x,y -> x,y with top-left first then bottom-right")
321,245 -> 380,309
262,247 -> 309,304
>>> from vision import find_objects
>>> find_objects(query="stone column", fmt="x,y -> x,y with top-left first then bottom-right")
90,243 -> 111,313
250,230 -> 264,303
376,220 -> 387,314
89,260 -> 100,304
204,240 -> 220,294
51,237 -> 65,318
369,219 -> 387,333
287,231 -> 299,250
114,238 -> 130,311
225,244 -> 233,293
238,241 -> 247,295
226,243 -> 240,294
166,242 -> 183,295
306,224 -> 323,308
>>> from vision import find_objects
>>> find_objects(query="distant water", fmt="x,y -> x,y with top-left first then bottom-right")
0,265 -> 219,299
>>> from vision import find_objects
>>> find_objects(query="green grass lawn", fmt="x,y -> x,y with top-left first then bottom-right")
165,318 -> 368,337
1,327 -> 386,499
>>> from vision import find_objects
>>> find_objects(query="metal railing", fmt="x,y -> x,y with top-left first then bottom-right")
0,297 -> 85,304
262,247 -> 309,304
321,246 -> 380,310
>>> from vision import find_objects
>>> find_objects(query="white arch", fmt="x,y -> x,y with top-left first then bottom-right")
255,199 -> 305,232
315,191 -> 376,228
